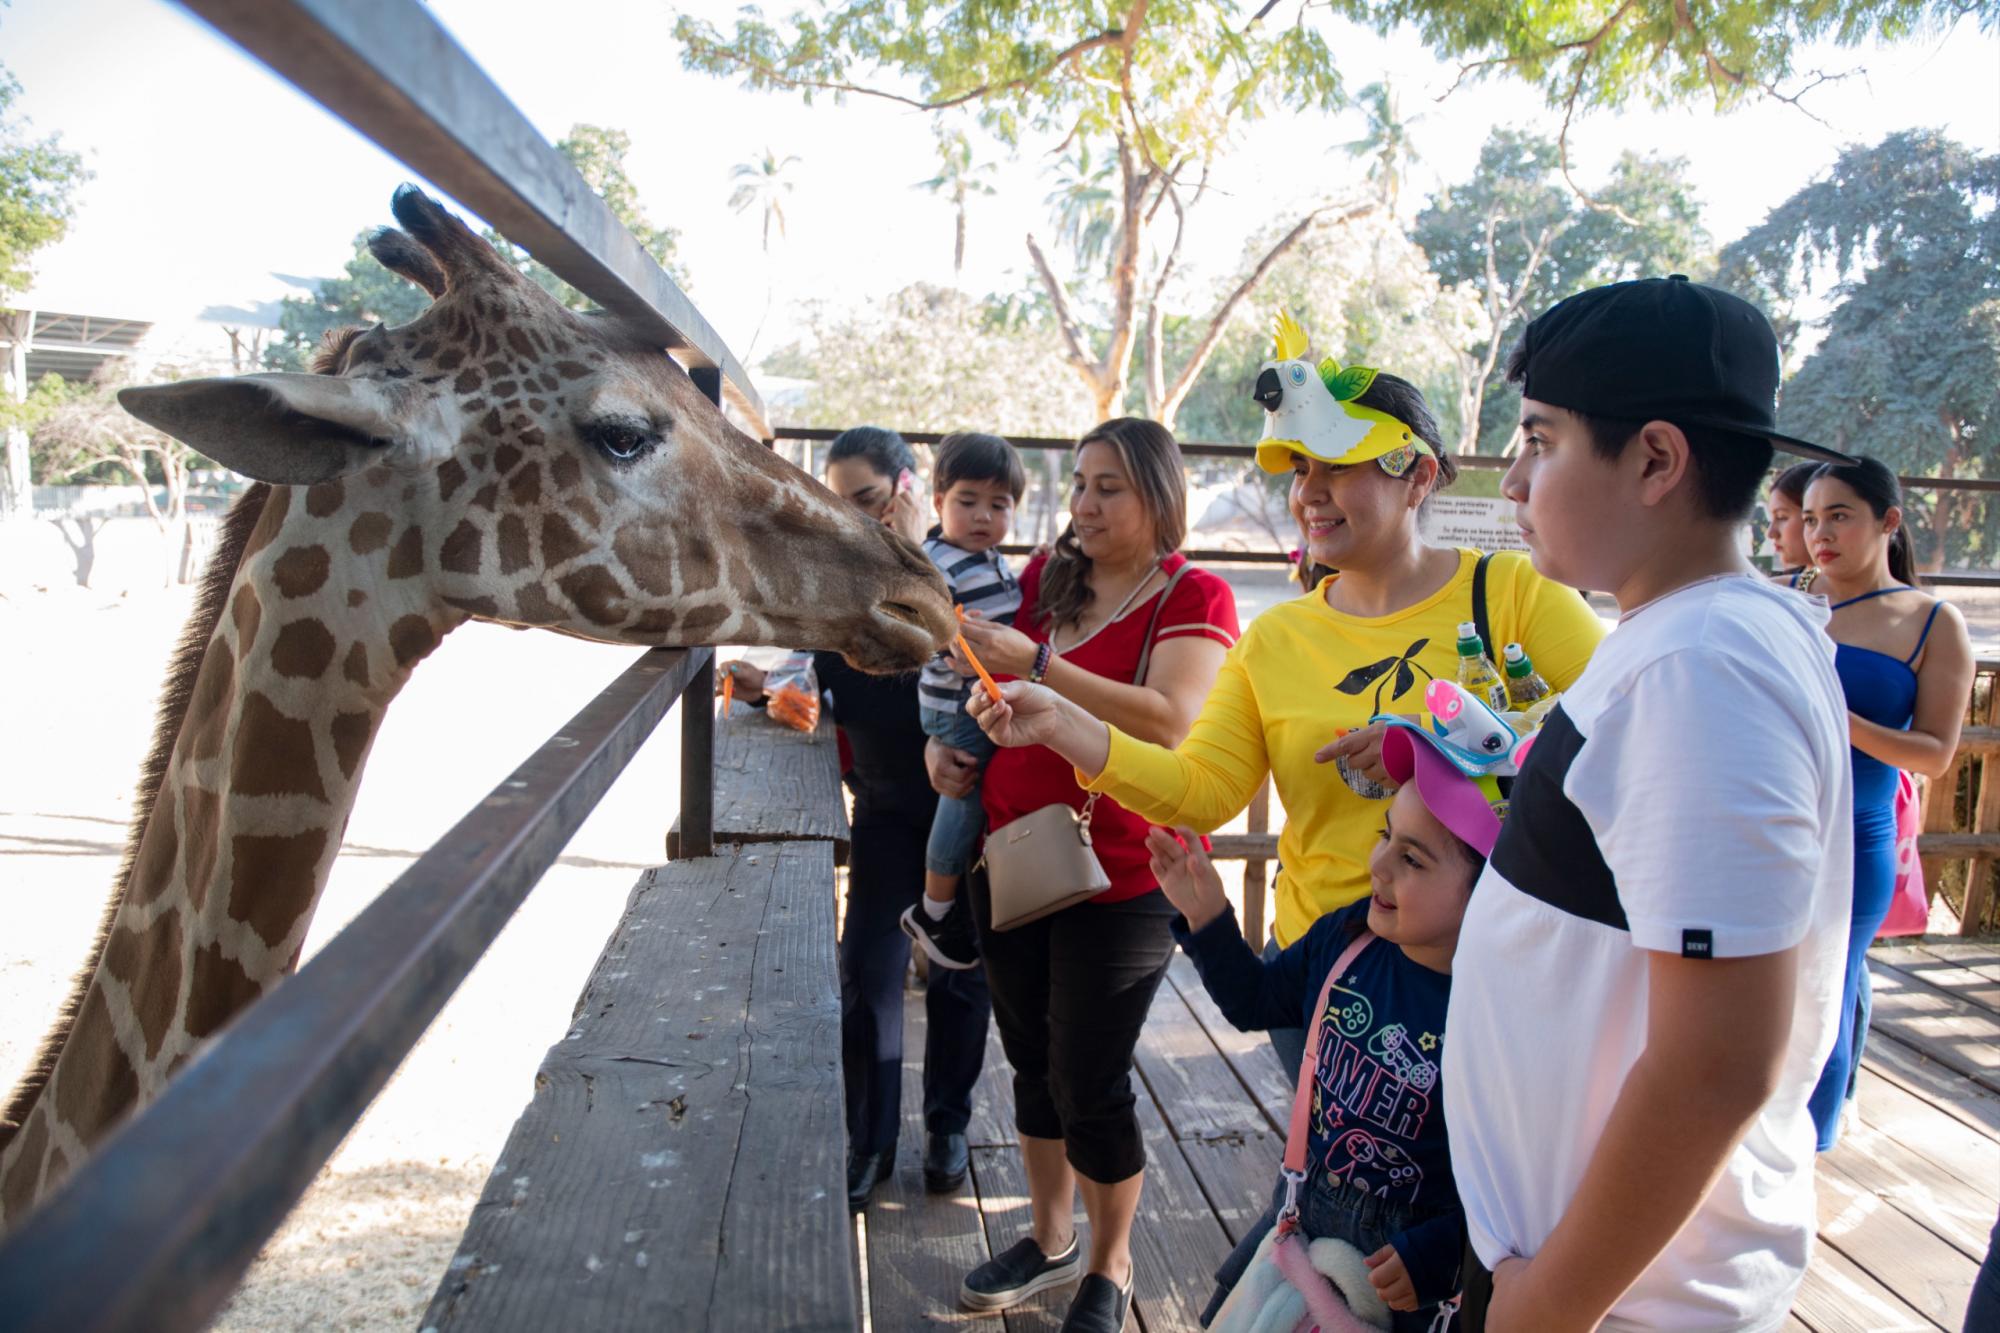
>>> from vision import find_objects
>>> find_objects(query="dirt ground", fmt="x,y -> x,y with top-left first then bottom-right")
3,565 -> 1997,1329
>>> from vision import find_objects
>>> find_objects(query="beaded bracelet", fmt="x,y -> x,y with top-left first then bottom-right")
1029,642 -> 1054,684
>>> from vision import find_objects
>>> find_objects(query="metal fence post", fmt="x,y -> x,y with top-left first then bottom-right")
676,364 -> 724,859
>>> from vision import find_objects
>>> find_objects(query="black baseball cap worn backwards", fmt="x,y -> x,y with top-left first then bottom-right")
1514,274 -> 1855,464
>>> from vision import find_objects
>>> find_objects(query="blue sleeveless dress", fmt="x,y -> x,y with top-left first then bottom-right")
1807,587 -> 1941,1149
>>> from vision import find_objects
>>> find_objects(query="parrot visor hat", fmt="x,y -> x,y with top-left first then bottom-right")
1251,310 -> 1431,478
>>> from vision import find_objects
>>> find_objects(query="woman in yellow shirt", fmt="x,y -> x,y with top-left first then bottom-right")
969,357 -> 1604,1079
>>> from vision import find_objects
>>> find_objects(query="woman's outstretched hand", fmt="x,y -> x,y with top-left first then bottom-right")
1315,720 -> 1399,787
1145,826 -> 1227,932
957,612 -> 1040,677
966,679 -> 1067,750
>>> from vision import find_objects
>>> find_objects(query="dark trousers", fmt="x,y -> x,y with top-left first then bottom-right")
840,811 -> 991,1157
1456,1242 -> 1493,1331
970,868 -> 1176,1184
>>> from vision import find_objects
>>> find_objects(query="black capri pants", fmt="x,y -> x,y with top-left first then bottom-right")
969,867 -> 1177,1184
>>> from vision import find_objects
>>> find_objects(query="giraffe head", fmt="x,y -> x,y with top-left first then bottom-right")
116,186 -> 952,671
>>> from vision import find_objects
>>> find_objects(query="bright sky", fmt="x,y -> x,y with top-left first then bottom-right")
5,0 -> 1997,373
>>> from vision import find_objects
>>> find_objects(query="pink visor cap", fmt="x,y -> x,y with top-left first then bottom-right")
1379,725 -> 1505,860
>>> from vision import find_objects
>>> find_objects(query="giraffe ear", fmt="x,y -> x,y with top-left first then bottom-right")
117,374 -> 457,485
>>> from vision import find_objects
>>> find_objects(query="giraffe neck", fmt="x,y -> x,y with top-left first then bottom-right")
0,482 -> 457,1220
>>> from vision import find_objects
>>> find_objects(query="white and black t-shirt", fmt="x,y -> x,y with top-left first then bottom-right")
1444,574 -> 1852,1331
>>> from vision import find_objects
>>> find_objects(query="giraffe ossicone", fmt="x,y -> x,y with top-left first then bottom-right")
0,186 -> 954,1226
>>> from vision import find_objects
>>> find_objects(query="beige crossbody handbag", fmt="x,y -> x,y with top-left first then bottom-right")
982,562 -> 1193,931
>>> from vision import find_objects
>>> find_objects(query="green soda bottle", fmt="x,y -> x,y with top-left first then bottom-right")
1455,622 -> 1509,714
1503,642 -> 1553,709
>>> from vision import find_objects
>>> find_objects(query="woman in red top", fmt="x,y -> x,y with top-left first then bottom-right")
940,418 -> 1238,1331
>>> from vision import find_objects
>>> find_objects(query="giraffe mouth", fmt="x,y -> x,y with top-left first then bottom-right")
876,600 -> 927,628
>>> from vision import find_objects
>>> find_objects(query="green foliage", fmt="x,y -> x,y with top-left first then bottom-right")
914,124 -> 999,276
1385,0 -> 1975,119
1718,129 -> 2000,567
1413,128 -> 1711,450
0,368 -> 79,433
0,63 -> 88,301
495,124 -> 688,309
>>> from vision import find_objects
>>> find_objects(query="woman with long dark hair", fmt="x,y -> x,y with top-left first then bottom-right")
937,418 -> 1239,1331
1767,460 -> 1819,583
1800,455 -> 1974,1146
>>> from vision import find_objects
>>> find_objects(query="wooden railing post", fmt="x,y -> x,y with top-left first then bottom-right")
675,363 -> 726,861
1963,670 -> 2000,934
1243,779 -> 1271,951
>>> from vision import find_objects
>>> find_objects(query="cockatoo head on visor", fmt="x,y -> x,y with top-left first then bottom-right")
1251,310 -> 1431,478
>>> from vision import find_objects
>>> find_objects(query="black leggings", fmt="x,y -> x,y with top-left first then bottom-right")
969,868 -> 1176,1184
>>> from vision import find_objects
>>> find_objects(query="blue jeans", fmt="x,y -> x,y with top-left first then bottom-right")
921,705 -> 995,877
1202,1172 -> 1448,1330
1971,1206 -> 2000,1332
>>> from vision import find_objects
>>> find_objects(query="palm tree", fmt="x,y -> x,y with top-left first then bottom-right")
727,149 -> 801,358
728,149 -> 801,252
1342,82 -> 1421,210
914,127 -> 997,279
1043,144 -> 1118,272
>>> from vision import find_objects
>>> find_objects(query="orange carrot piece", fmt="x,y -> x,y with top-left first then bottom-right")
953,607 -> 1003,704
721,672 -> 734,716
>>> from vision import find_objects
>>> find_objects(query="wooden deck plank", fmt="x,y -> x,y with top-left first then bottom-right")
1913,940 -> 2000,989
858,998 -> 999,1329
1163,954 -> 1291,1132
1877,944 -> 2000,1014
1177,1131 -> 1282,1247
667,706 -> 851,862
969,1021 -> 1017,1150
1863,960 -> 2000,1097
1822,1119 -> 1996,1261
1132,971 -> 1273,1144
1815,1157 -> 1975,1330
425,844 -> 854,1331
1854,1067 -> 2000,1204
1863,1028 -> 2000,1140
1127,1093 -> 1236,1333
1792,1243 -> 1940,1333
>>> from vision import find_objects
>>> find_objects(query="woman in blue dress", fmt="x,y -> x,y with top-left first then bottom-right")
1801,456 -> 1974,1149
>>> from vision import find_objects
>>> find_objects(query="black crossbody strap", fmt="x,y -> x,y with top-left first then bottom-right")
1473,550 -> 1496,661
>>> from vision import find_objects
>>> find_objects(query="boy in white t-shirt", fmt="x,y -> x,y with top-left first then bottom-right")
1444,276 -> 1858,1332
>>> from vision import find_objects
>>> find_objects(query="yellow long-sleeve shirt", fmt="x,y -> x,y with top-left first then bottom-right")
1085,549 -> 1606,946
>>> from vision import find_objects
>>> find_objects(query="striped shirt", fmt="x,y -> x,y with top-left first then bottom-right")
920,534 -> 1021,716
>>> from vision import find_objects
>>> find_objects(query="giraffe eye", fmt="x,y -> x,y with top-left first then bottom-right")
584,418 -> 659,463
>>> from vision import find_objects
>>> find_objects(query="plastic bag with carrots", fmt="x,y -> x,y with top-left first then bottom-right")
763,651 -> 822,733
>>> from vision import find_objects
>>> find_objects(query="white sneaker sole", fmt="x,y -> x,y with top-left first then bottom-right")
899,905 -> 980,971
958,1252 -> 1082,1312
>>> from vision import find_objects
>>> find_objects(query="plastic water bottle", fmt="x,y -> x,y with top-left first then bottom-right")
1455,622 -> 1509,714
1503,643 -> 1553,710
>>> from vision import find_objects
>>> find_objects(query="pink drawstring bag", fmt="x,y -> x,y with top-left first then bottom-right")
1877,771 -> 1930,938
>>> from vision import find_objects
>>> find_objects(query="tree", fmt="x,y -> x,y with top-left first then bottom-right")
33,365 -> 207,582
268,123 -> 684,368
679,2 -> 1354,428
1414,130 -> 1711,452
1343,81 -> 1421,209
676,0 -> 1968,427
728,148 -> 801,359
0,65 -> 86,300
914,125 -> 998,278
1718,130 -> 2000,568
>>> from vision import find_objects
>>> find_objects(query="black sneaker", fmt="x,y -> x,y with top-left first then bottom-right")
900,898 -> 980,970
1059,1272 -> 1133,1332
960,1235 -> 1082,1312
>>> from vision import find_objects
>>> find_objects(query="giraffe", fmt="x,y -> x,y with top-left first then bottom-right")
0,186 -> 955,1225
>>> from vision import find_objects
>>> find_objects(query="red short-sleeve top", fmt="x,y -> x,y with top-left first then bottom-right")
981,552 -> 1240,903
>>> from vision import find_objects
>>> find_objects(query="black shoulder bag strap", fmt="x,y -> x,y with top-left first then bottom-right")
1472,551 -> 1497,660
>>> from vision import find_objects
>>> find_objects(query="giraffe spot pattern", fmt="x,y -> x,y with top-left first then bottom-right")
390,615 -> 439,667
103,906 -> 182,1061
454,367 -> 483,395
559,565 -> 626,626
678,603 -> 732,641
270,619 -> 337,679
541,513 -> 589,566
629,608 -> 678,636
514,583 -> 559,624
131,785 -> 178,906
387,525 -> 424,579
507,462 -> 541,506
440,519 -> 484,575
241,484 -> 289,560
1,1107 -> 48,1216
348,512 -> 393,555
343,640 -> 370,688
231,584 -> 262,657
497,515 -> 531,574
229,829 -> 329,949
181,784 -> 220,913
185,646 -> 235,762
347,589 -> 366,608
304,478 -> 345,519
551,454 -> 582,491
444,594 -> 500,618
493,444 -> 522,475
52,989 -> 138,1131
272,544 -> 332,599
331,711 -> 372,781
471,482 -> 499,512
186,941 -> 260,1040
436,458 -> 469,502
231,692 -> 329,802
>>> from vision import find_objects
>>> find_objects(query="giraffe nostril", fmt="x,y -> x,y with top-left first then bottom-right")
877,600 -> 924,628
